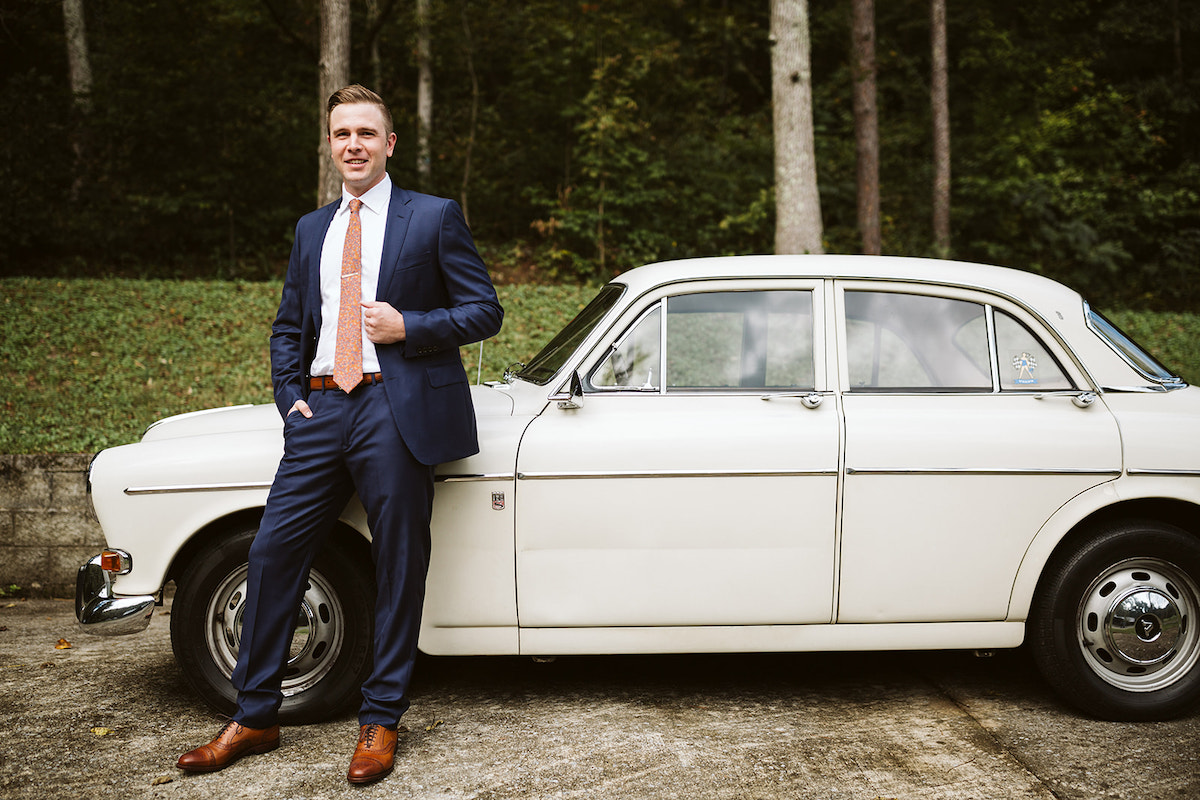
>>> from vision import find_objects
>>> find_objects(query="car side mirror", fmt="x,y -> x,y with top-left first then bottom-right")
557,371 -> 586,410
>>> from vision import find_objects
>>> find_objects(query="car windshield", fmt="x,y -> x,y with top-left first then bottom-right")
1086,304 -> 1184,387
517,284 -> 625,385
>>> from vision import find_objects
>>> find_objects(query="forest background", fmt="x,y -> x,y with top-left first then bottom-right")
1,0 -> 1199,451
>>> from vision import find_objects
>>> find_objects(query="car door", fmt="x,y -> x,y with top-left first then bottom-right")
834,283 -> 1123,623
514,280 -> 840,631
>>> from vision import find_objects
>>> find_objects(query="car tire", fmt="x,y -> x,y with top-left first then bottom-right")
170,526 -> 374,724
1030,519 -> 1200,721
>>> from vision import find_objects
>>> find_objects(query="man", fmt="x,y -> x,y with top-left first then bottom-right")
177,85 -> 502,785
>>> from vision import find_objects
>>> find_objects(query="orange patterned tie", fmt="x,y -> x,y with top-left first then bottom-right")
333,198 -> 363,393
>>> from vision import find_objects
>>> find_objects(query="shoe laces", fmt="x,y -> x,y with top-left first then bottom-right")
218,720 -> 241,740
361,724 -> 383,747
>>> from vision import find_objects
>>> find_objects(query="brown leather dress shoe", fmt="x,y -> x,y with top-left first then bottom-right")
346,723 -> 398,784
176,721 -> 280,773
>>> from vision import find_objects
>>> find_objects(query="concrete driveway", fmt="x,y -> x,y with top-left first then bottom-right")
1,597 -> 1197,800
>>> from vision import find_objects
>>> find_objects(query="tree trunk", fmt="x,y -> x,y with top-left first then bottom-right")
930,0 -> 951,256
318,0 -> 351,207
62,0 -> 93,203
364,0 -> 399,96
851,0 -> 880,255
367,0 -> 384,93
416,0 -> 434,191
460,1 -> 479,226
770,0 -> 823,255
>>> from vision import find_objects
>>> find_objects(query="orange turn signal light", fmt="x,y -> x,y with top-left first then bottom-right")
99,551 -> 126,573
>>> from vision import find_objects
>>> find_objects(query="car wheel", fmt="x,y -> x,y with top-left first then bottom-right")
1030,519 -> 1200,720
170,527 -> 374,724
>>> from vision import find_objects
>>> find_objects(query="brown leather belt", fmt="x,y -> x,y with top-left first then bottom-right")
309,373 -> 383,391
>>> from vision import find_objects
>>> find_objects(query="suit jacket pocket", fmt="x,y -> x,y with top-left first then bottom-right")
426,362 -> 466,388
397,249 -> 433,271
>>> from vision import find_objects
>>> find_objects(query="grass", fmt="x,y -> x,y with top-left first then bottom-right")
1,278 -> 1197,453
0,279 -> 596,453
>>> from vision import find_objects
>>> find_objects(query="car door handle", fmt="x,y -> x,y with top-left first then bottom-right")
1033,390 -> 1098,409
761,392 -> 826,409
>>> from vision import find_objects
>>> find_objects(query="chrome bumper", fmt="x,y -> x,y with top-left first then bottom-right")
75,553 -> 156,635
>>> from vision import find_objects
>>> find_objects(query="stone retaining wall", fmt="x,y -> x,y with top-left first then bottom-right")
0,455 -> 104,598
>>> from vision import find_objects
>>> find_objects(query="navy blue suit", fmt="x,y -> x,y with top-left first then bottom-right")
231,182 -> 503,728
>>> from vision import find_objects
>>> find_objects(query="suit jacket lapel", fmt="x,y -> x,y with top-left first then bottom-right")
307,200 -> 340,332
375,184 -> 413,301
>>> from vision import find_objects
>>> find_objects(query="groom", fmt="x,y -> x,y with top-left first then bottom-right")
177,84 -> 502,785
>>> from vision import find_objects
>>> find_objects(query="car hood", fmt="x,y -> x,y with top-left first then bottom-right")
140,384 -> 516,444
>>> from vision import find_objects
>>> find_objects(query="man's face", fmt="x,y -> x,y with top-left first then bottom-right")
328,102 -> 397,196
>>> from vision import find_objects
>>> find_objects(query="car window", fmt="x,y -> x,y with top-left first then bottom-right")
845,291 -> 991,391
1086,304 -> 1183,386
591,305 -> 662,389
994,310 -> 1072,391
590,290 -> 815,392
518,284 -> 624,385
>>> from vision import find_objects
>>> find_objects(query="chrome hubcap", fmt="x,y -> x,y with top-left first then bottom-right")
1107,588 -> 1180,664
1077,558 -> 1199,692
205,566 -> 345,697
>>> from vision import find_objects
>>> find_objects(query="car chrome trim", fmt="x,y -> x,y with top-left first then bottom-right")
846,467 -> 1121,476
1101,384 -> 1169,393
128,474 -> 522,491
436,473 -> 515,483
1126,468 -> 1200,477
75,554 -> 156,636
517,469 -> 838,480
1084,301 -> 1186,389
124,481 -> 274,495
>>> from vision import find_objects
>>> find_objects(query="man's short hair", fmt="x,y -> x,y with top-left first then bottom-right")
327,85 -> 394,136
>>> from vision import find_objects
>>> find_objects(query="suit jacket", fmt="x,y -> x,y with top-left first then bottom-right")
270,182 -> 504,466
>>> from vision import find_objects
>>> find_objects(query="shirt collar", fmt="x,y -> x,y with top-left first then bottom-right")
341,173 -> 392,217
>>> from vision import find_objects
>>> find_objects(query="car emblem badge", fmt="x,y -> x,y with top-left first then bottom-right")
1137,614 -> 1161,641
491,491 -> 505,511
1012,352 -> 1039,385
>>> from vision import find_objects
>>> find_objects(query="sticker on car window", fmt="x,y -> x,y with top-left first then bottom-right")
1012,352 -> 1039,385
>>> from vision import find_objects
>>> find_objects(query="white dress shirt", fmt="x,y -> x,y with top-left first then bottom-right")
309,175 -> 393,377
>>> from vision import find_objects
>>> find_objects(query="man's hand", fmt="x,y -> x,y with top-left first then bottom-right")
363,301 -> 406,344
288,399 -> 313,419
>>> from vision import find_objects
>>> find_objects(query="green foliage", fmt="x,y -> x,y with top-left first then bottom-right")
512,2 -> 775,279
1105,310 -> 1200,384
1,0 -> 1198,306
0,278 -> 280,452
0,278 -> 594,453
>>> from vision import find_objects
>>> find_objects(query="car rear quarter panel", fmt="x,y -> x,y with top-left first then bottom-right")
1008,388 -> 1200,619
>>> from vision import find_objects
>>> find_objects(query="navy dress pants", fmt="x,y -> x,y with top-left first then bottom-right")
231,380 -> 435,728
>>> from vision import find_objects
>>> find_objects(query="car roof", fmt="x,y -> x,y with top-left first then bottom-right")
609,255 -> 1084,313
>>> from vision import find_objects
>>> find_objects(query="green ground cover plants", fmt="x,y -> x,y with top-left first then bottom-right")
0,279 -> 595,453
1,278 -> 1196,454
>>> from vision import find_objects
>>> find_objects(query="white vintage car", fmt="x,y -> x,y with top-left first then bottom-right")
77,255 -> 1200,722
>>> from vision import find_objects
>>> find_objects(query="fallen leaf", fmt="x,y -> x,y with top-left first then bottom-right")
55,638 -> 72,650
91,727 -> 113,736
151,776 -> 174,786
